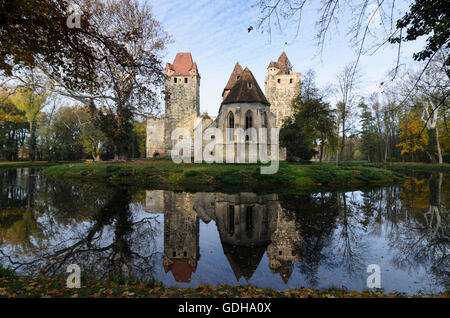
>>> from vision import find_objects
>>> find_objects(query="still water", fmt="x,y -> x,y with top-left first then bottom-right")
0,168 -> 448,294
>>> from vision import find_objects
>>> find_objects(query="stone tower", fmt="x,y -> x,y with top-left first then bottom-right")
264,52 -> 301,128
146,52 -> 200,158
266,206 -> 302,283
164,52 -> 200,148
145,190 -> 200,283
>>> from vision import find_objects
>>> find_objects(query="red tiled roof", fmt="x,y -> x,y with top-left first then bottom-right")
164,258 -> 197,283
166,52 -> 198,76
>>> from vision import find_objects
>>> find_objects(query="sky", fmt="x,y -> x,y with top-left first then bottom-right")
147,0 -> 425,116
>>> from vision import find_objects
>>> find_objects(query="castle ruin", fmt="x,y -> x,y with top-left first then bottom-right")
146,52 -> 301,161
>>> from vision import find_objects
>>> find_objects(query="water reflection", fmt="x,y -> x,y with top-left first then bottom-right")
0,168 -> 448,293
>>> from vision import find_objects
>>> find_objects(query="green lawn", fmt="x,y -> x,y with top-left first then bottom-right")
41,160 -> 405,193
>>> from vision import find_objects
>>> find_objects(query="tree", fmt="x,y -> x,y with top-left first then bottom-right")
0,89 -> 27,160
34,0 -> 170,160
2,0 -> 170,160
416,58 -> 449,164
292,70 -> 337,163
80,116 -> 108,162
389,0 -> 450,69
280,117 -> 316,161
0,0 -> 144,94
9,87 -> 47,160
358,100 -> 378,162
397,107 -> 428,161
335,63 -> 360,164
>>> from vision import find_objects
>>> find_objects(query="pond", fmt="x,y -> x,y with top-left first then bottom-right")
0,168 -> 448,295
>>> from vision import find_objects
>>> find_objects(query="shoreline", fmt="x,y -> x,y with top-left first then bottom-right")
40,161 -> 406,193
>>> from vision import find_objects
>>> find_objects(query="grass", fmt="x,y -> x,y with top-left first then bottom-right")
376,162 -> 450,173
0,161 -> 78,169
41,160 -> 406,193
0,268 -> 447,298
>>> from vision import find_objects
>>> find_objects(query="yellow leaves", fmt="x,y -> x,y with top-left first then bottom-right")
1,274 -> 449,299
397,109 -> 428,156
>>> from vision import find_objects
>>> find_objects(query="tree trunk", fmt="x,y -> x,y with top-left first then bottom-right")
319,143 -> 323,164
114,153 -> 128,162
94,154 -> 101,162
339,120 -> 345,164
29,121 -> 36,161
436,125 -> 443,164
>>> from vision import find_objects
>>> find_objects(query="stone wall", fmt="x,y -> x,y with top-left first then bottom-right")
146,118 -> 166,158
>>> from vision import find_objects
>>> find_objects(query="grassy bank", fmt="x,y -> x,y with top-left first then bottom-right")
376,162 -> 450,173
41,161 -> 405,192
0,269 -> 447,298
0,161 -> 75,169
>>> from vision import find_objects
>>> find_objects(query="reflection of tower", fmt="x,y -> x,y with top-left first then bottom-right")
266,206 -> 302,283
213,193 -> 278,281
146,191 -> 199,283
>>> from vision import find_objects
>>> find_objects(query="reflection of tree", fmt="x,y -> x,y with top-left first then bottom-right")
334,192 -> 369,275
425,173 -> 446,237
279,193 -> 339,287
392,173 -> 449,288
1,178 -> 160,280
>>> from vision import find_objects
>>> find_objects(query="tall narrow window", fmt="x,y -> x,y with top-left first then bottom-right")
277,78 -> 281,83
245,111 -> 253,129
245,206 -> 253,235
228,111 -> 234,141
174,78 -> 177,83
228,205 -> 235,235
184,78 -> 188,83
290,78 -> 293,84
245,110 -> 253,141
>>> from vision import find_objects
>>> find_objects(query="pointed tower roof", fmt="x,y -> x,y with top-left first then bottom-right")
270,260 -> 295,284
164,258 -> 197,283
222,243 -> 267,281
221,67 -> 270,105
222,62 -> 243,97
165,52 -> 198,76
267,52 -> 292,75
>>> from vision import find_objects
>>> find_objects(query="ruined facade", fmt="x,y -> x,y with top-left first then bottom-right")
146,52 -> 301,161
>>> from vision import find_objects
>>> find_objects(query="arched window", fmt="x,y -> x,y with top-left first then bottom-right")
245,110 -> 253,141
227,111 -> 234,141
245,110 -> 253,129
228,111 -> 234,128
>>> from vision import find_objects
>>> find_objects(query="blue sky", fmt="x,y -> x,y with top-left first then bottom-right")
147,0 -> 425,116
